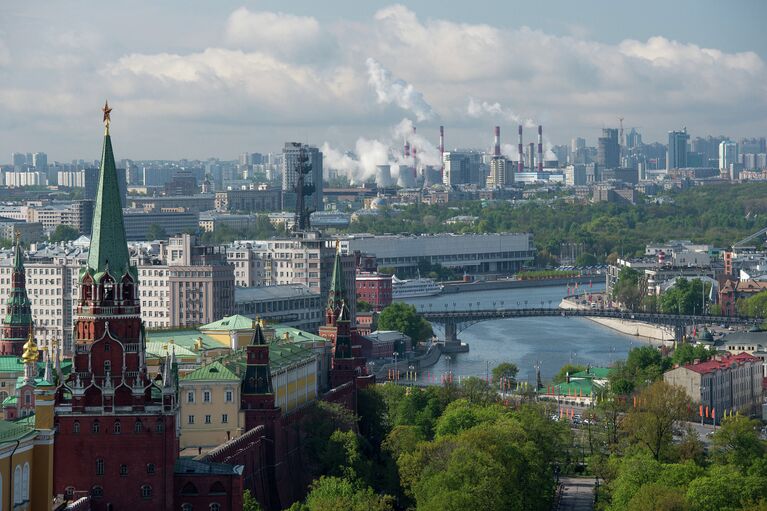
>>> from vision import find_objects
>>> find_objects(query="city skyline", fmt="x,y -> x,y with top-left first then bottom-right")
1,1 -> 766,160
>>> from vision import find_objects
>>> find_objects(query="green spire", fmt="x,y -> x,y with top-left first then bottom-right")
3,233 -> 32,327
12,232 -> 23,273
328,241 -> 345,309
85,103 -> 134,280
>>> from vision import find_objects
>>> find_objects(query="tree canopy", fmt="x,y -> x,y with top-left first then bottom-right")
377,302 -> 433,343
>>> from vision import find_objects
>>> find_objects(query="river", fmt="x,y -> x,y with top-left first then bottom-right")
399,283 -> 642,383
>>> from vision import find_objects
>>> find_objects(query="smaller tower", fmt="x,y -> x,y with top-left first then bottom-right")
0,232 -> 33,355
242,320 -> 280,430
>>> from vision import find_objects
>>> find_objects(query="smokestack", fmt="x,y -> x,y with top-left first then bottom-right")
518,125 -> 523,173
494,126 -> 501,157
538,125 -> 543,172
412,126 -> 417,177
439,125 -> 445,181
529,143 -> 535,170
404,139 -> 410,159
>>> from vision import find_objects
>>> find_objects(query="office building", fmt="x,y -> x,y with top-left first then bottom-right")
443,151 -> 481,186
667,128 -> 690,171
719,140 -> 739,171
214,188 -> 281,212
565,164 -> 587,186
597,129 -> 620,169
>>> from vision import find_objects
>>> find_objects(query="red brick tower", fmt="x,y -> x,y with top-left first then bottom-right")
319,242 -> 362,388
0,232 -> 33,355
52,103 -> 178,510
242,320 -> 280,430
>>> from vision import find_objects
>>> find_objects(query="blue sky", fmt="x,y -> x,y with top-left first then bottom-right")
1,1 -> 765,164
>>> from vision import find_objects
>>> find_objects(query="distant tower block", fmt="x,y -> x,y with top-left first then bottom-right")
439,126 -> 445,180
517,125 -> 524,173
494,126 -> 501,157
528,143 -> 535,170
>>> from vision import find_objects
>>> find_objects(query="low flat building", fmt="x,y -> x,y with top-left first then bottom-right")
123,209 -> 199,240
340,232 -> 535,275
664,353 -> 763,418
234,284 -> 323,332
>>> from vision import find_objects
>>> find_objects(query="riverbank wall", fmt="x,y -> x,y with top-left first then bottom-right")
559,298 -> 675,344
442,275 -> 601,294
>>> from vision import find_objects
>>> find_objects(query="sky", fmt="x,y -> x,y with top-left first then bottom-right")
1,0 -> 766,163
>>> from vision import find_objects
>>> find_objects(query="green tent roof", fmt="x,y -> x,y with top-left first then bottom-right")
200,315 -> 256,331
0,416 -> 35,444
182,361 -> 239,382
272,326 -> 328,344
145,331 -> 222,351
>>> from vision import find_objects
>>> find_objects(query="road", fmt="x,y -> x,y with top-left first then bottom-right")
557,477 -> 596,511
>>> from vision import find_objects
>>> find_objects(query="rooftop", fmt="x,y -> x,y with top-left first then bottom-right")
174,457 -> 243,476
235,284 -> 318,303
683,352 -> 760,374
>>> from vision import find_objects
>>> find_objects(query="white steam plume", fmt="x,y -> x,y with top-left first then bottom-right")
366,58 -> 436,122
467,97 -> 536,128
322,117 -> 442,183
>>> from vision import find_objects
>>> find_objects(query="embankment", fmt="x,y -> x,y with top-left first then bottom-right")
559,298 -> 675,344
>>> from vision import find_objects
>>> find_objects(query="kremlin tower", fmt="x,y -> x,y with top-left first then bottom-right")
0,232 -> 33,355
52,103 -> 178,510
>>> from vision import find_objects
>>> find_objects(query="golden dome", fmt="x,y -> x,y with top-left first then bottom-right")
21,330 -> 38,364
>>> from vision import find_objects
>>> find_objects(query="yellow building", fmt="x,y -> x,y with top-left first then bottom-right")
0,380 -> 55,511
178,342 -> 318,451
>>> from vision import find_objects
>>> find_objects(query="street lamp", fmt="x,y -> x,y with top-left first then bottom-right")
393,352 -> 399,382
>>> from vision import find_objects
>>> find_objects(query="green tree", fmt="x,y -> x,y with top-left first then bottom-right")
671,343 -> 712,366
552,363 -> 586,384
49,224 -> 79,243
243,489 -> 262,511
575,253 -> 599,266
613,267 -> 642,311
621,381 -> 691,461
610,346 -> 671,395
458,377 -> 498,406
626,483 -> 689,511
491,362 -> 518,385
146,223 -> 167,241
356,300 -> 373,312
434,399 -> 504,438
378,302 -> 433,343
302,476 -> 394,511
710,416 -> 767,470
738,290 -> 767,318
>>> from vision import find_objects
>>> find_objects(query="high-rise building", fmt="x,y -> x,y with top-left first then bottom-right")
597,129 -> 620,169
11,152 -> 26,168
486,157 -> 510,189
719,140 -> 739,170
281,143 -> 323,212
626,128 -> 642,150
52,108 -> 179,508
667,128 -> 689,171
442,151 -> 481,186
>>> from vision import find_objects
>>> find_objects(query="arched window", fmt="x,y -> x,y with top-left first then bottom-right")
113,421 -> 121,434
22,463 -> 29,500
134,420 -> 143,433
119,464 -> 128,476
92,420 -> 100,433
96,458 -> 104,475
181,504 -> 193,511
104,360 -> 111,373
13,465 -> 21,504
91,486 -> 104,498
210,503 -> 221,511
146,463 -> 156,474
73,421 -> 80,434
209,482 -> 226,495
141,485 -> 152,498
180,482 -> 198,496
65,486 -> 75,498
156,421 -> 164,432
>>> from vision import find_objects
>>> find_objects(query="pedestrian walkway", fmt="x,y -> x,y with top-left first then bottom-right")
557,477 -> 595,511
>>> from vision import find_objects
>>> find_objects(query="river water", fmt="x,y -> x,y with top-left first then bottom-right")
399,284 -> 642,384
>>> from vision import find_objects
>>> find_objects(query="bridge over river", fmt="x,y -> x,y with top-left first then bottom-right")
417,306 -> 759,351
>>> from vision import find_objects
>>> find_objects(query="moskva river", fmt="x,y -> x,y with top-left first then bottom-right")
400,284 -> 642,383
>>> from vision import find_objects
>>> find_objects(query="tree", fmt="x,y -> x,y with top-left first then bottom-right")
491,362 -> 518,385
302,476 -> 394,511
575,253 -> 598,266
49,224 -> 79,243
671,343 -> 712,366
243,489 -> 262,511
357,300 -> 373,312
378,302 -> 433,343
552,363 -> 586,384
610,346 -> 671,395
434,399 -> 504,438
710,416 -> 767,470
621,381 -> 691,461
613,267 -> 642,311
146,223 -> 167,241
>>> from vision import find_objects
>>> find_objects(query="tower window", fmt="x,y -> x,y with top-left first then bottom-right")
91,486 -> 104,498
113,421 -> 121,434
73,421 -> 80,434
141,485 -> 152,499
146,463 -> 156,475
92,421 -> 100,433
134,421 -> 143,433
119,464 -> 128,476
96,459 -> 104,475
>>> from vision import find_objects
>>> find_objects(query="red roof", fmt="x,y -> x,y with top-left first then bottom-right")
684,352 -> 760,374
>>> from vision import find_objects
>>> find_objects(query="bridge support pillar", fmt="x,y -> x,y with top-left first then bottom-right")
441,320 -> 469,353
674,325 -> 686,342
